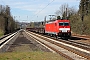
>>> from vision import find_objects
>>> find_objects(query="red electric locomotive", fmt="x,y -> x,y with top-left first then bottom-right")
45,19 -> 71,37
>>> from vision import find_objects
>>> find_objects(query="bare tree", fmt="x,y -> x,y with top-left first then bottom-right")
55,4 -> 77,19
55,4 -> 68,18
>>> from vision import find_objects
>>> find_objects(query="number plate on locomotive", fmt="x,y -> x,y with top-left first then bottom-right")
62,30 -> 67,32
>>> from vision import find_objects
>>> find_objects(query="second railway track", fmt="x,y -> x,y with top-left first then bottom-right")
0,31 -> 20,52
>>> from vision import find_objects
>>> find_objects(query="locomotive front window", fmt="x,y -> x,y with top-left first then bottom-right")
64,23 -> 69,26
59,22 -> 69,26
59,23 -> 63,26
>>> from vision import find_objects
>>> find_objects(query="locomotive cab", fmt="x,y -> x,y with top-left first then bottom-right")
58,20 -> 71,37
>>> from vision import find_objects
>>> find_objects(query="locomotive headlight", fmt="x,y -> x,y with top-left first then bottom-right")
59,30 -> 62,32
67,30 -> 70,32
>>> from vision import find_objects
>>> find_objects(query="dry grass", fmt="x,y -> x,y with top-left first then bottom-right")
0,29 -> 4,37
0,52 -> 65,60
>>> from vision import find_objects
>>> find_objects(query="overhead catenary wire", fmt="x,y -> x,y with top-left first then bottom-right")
36,0 -> 55,15
31,0 -> 55,20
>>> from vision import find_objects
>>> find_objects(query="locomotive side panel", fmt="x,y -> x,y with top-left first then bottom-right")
45,21 -> 58,35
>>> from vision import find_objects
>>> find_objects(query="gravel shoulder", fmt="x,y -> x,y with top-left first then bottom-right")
7,30 -> 50,52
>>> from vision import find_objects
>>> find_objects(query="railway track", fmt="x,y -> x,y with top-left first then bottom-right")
0,30 -> 20,52
42,33 -> 90,55
25,30 -> 90,60
64,39 -> 90,51
44,34 -> 90,51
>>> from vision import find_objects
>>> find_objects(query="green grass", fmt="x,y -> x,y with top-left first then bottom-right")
0,51 -> 65,60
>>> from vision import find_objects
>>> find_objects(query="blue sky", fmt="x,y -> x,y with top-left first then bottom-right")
0,0 -> 80,22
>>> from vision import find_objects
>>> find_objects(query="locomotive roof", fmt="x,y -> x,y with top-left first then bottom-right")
57,19 -> 70,22
46,19 -> 70,24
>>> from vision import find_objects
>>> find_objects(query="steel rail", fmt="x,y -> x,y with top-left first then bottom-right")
25,31 -> 88,60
